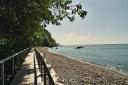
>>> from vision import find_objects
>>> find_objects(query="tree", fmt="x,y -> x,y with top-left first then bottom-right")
0,0 -> 87,59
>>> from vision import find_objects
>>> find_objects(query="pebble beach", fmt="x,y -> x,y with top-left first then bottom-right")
39,48 -> 128,85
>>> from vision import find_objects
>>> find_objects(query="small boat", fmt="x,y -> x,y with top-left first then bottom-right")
75,46 -> 84,49
55,47 -> 58,49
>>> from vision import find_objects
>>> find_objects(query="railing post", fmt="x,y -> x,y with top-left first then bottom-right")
49,76 -> 51,85
22,52 -> 24,62
17,55 -> 20,69
19,54 -> 22,66
44,66 -> 46,85
40,62 -> 43,78
12,57 -> 15,76
1,62 -> 5,85
34,55 -> 37,85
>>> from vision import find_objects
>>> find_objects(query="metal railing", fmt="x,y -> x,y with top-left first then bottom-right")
0,48 -> 31,85
34,48 -> 55,85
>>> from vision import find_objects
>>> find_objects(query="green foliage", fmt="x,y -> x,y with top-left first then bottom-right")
31,26 -> 57,47
0,0 -> 87,59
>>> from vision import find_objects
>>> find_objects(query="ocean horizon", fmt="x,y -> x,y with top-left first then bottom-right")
51,44 -> 128,75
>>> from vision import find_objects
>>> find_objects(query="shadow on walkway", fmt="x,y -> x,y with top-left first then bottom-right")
10,51 -> 35,85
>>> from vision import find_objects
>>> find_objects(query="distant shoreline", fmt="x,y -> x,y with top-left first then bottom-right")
59,43 -> 128,47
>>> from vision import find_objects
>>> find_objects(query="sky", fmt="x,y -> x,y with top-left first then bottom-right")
46,0 -> 128,45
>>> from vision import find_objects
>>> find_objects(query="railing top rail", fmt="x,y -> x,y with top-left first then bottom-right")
35,47 -> 56,85
0,47 -> 30,64
35,47 -> 40,53
35,47 -> 44,57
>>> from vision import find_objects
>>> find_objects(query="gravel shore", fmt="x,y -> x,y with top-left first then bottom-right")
39,48 -> 128,85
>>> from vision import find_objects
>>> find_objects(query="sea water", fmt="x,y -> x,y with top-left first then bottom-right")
51,44 -> 128,75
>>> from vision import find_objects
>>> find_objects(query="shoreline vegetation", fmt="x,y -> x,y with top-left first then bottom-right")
38,47 -> 128,85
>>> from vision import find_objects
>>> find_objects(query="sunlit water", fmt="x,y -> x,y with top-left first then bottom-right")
51,44 -> 128,75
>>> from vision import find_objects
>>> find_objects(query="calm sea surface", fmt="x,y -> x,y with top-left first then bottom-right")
51,44 -> 128,75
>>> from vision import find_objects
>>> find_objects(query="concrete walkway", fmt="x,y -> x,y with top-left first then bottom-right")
10,48 -> 63,85
10,49 -> 35,85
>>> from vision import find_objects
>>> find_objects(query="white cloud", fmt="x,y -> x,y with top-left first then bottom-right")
51,32 -> 96,45
51,32 -> 128,45
105,28 -> 111,32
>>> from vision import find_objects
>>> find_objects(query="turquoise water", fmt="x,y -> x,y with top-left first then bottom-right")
51,44 -> 128,75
